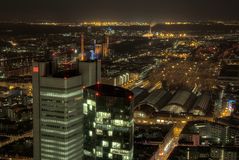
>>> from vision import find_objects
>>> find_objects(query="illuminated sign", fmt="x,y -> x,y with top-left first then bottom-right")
33,66 -> 39,73
128,95 -> 133,100
228,100 -> 236,111
90,50 -> 97,60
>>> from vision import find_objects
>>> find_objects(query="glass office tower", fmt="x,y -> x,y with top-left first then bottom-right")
83,84 -> 134,160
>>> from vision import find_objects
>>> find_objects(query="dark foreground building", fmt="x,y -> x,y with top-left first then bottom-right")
83,84 -> 134,160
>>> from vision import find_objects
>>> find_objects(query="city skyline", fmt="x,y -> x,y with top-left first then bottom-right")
0,1 -> 239,159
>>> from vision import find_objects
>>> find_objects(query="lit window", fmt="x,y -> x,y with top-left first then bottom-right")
96,151 -> 103,157
108,131 -> 113,136
108,153 -> 113,159
89,130 -> 93,137
84,150 -> 92,156
96,129 -> 103,135
113,119 -> 124,126
123,155 -> 130,160
89,105 -> 93,111
95,118 -> 103,124
102,140 -> 109,147
107,125 -> 112,130
40,90 -> 82,98
96,112 -> 111,119
83,103 -> 88,115
87,99 -> 96,106
96,147 -> 103,157
112,142 -> 121,149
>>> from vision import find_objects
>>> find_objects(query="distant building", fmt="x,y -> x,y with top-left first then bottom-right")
169,146 -> 239,160
180,121 -> 239,146
32,57 -> 101,160
218,63 -> 239,115
235,135 -> 239,146
102,73 -> 136,87
218,64 -> 239,87
7,104 -> 32,122
83,84 -> 134,160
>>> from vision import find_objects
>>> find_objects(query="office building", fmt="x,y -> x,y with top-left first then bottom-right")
180,121 -> 239,145
33,57 -> 101,160
83,84 -> 134,160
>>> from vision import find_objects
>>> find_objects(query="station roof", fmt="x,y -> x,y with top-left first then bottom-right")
132,87 -> 148,98
167,90 -> 192,107
161,90 -> 195,114
53,69 -> 80,78
139,89 -> 170,110
190,93 -> 211,116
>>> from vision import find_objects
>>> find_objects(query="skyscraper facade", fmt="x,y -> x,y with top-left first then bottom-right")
83,84 -> 134,160
33,59 -> 101,160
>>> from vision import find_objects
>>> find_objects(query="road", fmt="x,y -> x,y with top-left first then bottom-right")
0,130 -> 32,148
134,115 -> 214,160
149,81 -> 162,93
149,122 -> 185,160
135,115 -> 213,125
1,156 -> 32,160
122,79 -> 151,90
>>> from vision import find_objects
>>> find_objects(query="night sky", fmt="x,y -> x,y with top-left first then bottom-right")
0,0 -> 239,22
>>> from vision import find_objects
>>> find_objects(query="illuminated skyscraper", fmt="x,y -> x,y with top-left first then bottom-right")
33,58 -> 101,160
103,35 -> 110,57
83,84 -> 134,160
95,44 -> 103,59
80,33 -> 86,61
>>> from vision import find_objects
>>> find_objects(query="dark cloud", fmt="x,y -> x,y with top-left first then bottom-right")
0,0 -> 238,22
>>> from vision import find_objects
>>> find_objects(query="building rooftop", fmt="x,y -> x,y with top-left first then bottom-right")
53,70 -> 80,78
167,90 -> 192,107
189,93 -> 211,116
131,87 -> 147,97
135,89 -> 172,114
86,84 -> 133,98
141,89 -> 168,107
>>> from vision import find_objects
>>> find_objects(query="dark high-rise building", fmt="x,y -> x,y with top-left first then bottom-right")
32,57 -> 101,160
83,84 -> 134,160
